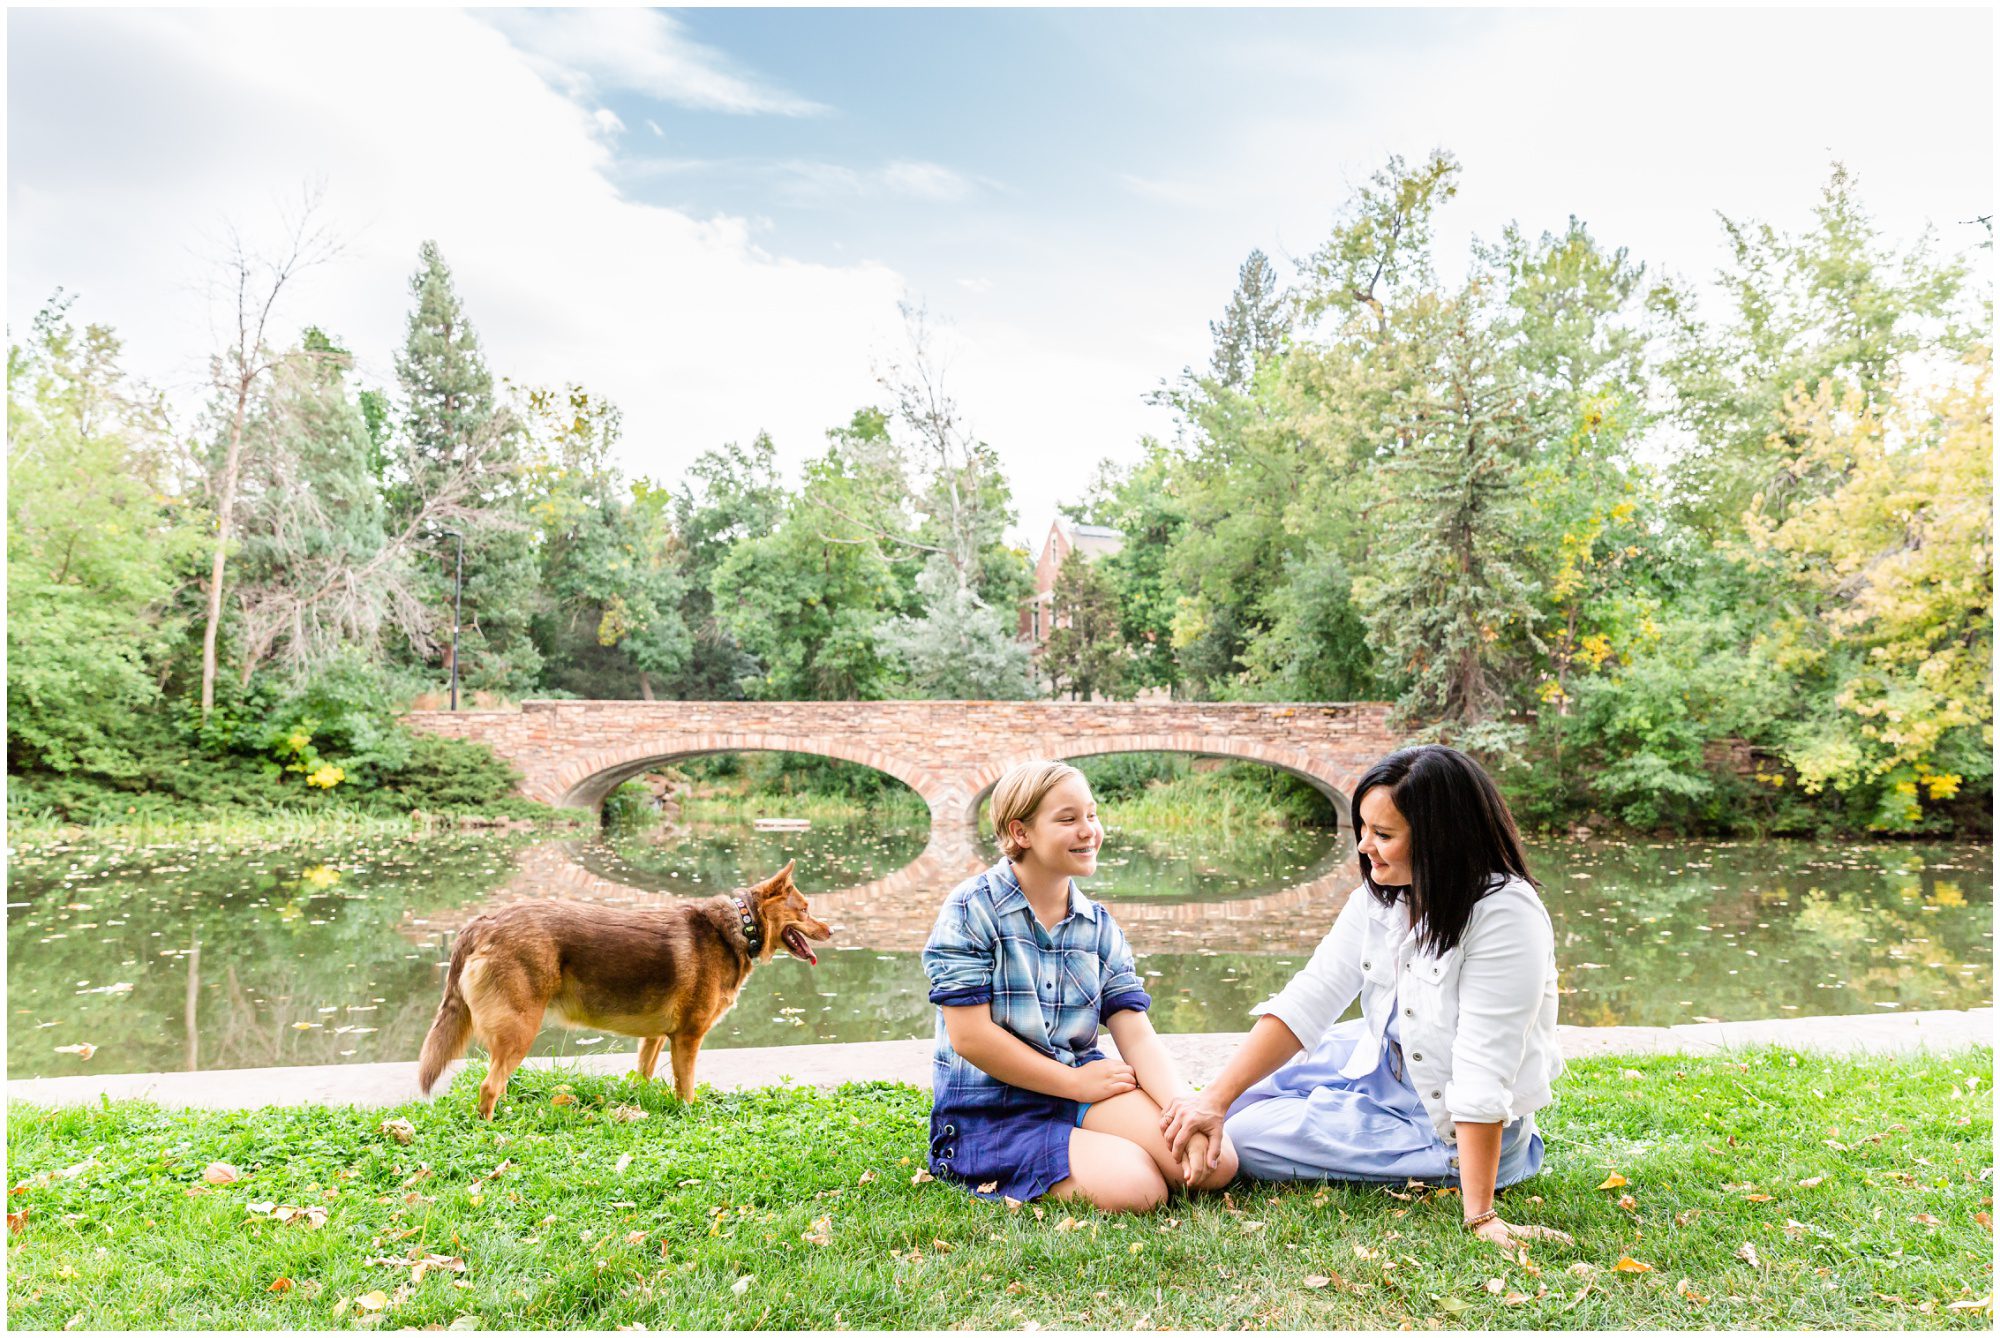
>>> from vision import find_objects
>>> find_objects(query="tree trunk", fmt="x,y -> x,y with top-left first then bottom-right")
638,671 -> 655,701
199,384 -> 251,720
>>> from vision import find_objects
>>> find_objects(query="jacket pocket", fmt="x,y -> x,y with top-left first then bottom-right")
1409,944 -> 1463,990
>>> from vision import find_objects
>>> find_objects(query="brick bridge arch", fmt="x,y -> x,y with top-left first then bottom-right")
406,700 -> 1402,851
400,701 -> 1402,953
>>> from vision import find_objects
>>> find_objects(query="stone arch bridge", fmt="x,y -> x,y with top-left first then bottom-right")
405,699 -> 1400,849
401,700 -> 1403,953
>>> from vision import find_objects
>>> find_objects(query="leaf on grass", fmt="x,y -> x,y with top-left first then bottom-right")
803,1216 -> 831,1248
1302,1275 -> 1331,1290
355,1290 -> 390,1313
730,1275 -> 754,1295
1976,1211 -> 1992,1232
1796,1175 -> 1822,1188
1352,1244 -> 1379,1260
380,1119 -> 415,1146
910,1170 -> 934,1186
1616,1195 -> 1636,1212
1240,1220 -> 1266,1234
1054,1216 -> 1081,1233
1946,1298 -> 1992,1313
977,1181 -> 999,1194
857,1170 -> 877,1185
268,1277 -> 293,1293
1612,1257 -> 1652,1273
1673,1208 -> 1701,1227
1596,1173 -> 1628,1190
1128,1241 -> 1143,1255
447,1317 -> 482,1331
1912,1213 -> 1942,1227
1734,1242 -> 1761,1267
203,1162 -> 242,1185
1743,1193 -> 1773,1203
482,1160 -> 513,1182
608,1105 -> 648,1123
1484,1278 -> 1505,1294
1675,1278 -> 1707,1304
1566,1262 -> 1597,1278
6,1209 -> 26,1235
550,1093 -> 576,1107
614,1154 -> 633,1176
1436,1295 -> 1470,1315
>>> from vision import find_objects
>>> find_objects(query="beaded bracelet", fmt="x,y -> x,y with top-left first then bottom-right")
1462,1208 -> 1501,1232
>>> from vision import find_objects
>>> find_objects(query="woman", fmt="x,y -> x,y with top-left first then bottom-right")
1160,744 -> 1571,1249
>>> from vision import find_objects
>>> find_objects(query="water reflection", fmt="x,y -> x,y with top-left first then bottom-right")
6,824 -> 1991,1079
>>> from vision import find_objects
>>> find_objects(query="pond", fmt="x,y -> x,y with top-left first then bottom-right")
7,819 -> 1990,1079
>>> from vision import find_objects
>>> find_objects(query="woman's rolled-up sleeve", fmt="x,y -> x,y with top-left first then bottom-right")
1248,885 -> 1369,1049
923,894 -> 997,1006
1443,897 -> 1552,1125
1097,915 -> 1151,1017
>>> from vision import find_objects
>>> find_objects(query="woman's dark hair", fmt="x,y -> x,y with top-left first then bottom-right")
1352,744 -> 1536,956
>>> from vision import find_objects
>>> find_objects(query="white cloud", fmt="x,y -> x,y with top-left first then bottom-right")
478,8 -> 825,117
7,9 -> 905,491
591,107 -> 625,137
1119,173 -> 1211,209
765,158 -> 985,206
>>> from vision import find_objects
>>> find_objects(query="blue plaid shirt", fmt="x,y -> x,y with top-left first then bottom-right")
922,859 -> 1152,1123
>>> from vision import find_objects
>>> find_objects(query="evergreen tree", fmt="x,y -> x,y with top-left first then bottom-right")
1040,554 -> 1128,701
1208,249 -> 1289,388
386,242 -> 542,696
1353,288 -> 1542,753
228,328 -> 403,682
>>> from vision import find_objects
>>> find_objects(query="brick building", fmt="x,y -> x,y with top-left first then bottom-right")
1020,519 -> 1123,646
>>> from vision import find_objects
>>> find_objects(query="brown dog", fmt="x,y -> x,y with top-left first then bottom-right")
416,861 -> 832,1117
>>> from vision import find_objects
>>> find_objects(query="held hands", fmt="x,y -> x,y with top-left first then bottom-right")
1158,1092 -> 1228,1170
1067,1057 -> 1138,1103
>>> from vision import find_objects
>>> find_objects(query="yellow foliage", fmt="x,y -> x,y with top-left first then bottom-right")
1745,350 -> 1992,800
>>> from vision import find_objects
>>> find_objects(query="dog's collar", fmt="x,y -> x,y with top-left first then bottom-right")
732,894 -> 762,951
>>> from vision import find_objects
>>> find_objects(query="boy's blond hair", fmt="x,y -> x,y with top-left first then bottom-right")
990,760 -> 1088,860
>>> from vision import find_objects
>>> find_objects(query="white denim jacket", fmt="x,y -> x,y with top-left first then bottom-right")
1250,874 -> 1563,1145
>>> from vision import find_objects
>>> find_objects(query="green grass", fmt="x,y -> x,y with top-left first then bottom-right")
7,1050 -> 1992,1330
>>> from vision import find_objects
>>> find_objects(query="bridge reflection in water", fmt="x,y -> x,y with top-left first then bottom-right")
404,829 -> 1359,957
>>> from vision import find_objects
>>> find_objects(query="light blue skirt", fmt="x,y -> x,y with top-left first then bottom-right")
1224,1016 -> 1545,1185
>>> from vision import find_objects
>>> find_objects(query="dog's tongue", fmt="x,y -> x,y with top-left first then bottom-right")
784,927 -> 818,966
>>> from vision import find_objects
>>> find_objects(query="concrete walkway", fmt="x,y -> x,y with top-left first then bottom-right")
8,1008 -> 1989,1112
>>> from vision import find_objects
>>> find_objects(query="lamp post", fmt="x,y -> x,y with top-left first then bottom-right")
440,529 -> 463,711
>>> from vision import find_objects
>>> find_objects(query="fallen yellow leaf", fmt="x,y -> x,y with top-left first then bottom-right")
268,1278 -> 293,1294
203,1162 -> 241,1185
355,1290 -> 389,1312
1597,1173 -> 1628,1191
1612,1257 -> 1653,1274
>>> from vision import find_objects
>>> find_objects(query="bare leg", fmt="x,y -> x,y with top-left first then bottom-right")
1083,1088 -> 1239,1192
636,1035 -> 666,1080
1047,1127 -> 1169,1214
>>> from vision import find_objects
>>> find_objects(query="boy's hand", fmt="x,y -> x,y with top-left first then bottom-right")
1068,1058 -> 1138,1103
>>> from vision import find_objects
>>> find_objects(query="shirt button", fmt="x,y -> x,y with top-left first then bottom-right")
1404,1007 -> 1414,1017
1431,1090 -> 1442,1100
1361,960 -> 1371,970
1411,1052 -> 1423,1062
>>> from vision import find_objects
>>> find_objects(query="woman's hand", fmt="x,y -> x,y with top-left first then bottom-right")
1159,1092 -> 1228,1166
1067,1058 -> 1137,1103
1470,1215 -> 1574,1249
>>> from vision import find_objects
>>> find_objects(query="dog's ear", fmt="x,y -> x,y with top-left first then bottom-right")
753,859 -> 797,896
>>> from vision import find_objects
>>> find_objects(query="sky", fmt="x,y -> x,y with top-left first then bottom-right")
8,6 -> 1993,547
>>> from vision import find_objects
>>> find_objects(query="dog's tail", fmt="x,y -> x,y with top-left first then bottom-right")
417,925 -> 479,1095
